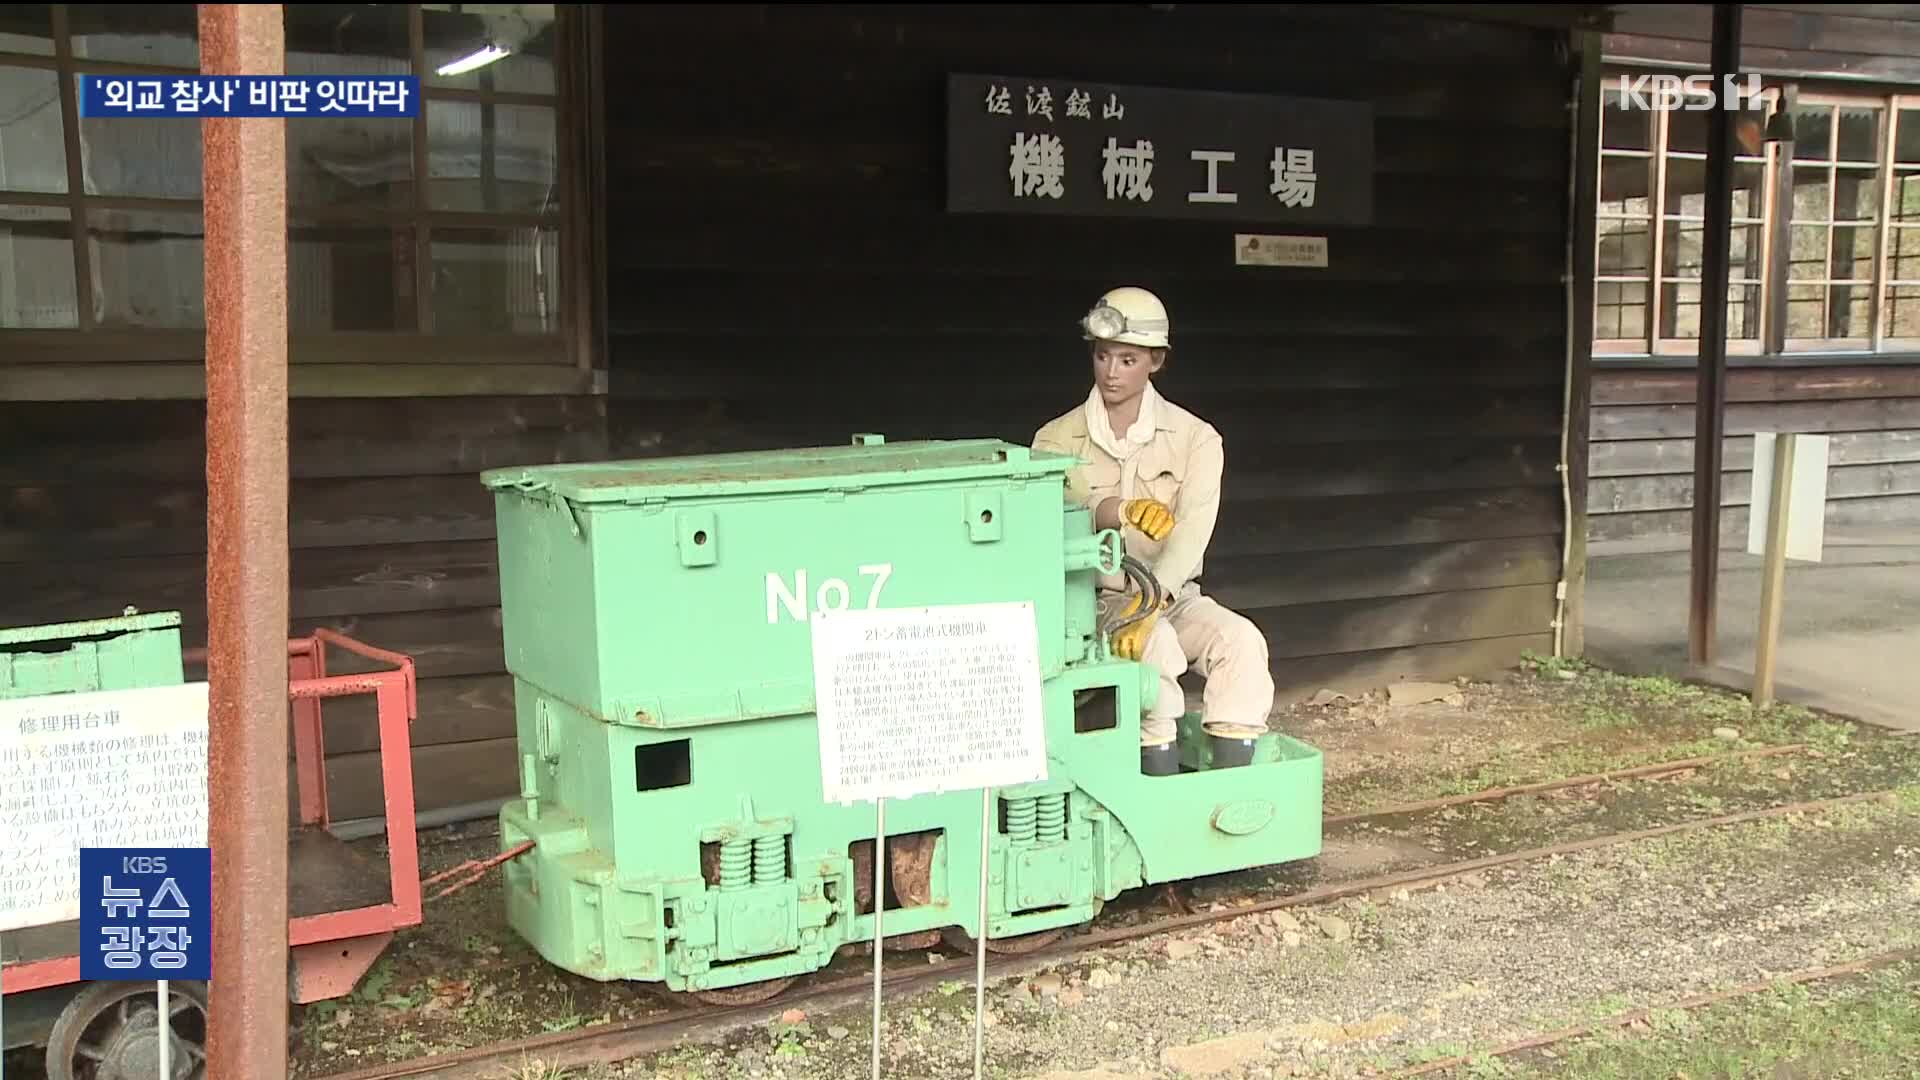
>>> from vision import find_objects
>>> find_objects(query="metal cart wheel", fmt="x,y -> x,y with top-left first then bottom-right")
44,980 -> 208,1080
940,926 -> 1066,956
688,976 -> 796,1007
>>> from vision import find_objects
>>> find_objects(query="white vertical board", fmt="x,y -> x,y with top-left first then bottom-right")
1747,433 -> 1831,563
810,602 -> 1048,805
0,681 -> 210,932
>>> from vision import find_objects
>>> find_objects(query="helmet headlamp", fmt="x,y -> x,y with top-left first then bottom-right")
1081,300 -> 1167,343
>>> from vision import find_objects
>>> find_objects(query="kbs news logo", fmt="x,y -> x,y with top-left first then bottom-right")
1614,73 -> 1768,111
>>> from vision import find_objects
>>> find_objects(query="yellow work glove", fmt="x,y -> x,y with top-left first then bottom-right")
1108,590 -> 1167,661
1120,498 -> 1176,541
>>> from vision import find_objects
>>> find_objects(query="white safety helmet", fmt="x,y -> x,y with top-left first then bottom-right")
1080,286 -> 1170,349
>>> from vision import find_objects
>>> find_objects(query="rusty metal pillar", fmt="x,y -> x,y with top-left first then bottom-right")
199,4 -> 290,1077
1689,3 -> 1741,668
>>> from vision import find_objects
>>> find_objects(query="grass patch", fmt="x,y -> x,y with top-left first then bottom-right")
1326,657 -> 1914,817
1445,960 -> 1920,1078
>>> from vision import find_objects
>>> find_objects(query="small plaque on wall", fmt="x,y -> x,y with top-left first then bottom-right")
1234,234 -> 1328,268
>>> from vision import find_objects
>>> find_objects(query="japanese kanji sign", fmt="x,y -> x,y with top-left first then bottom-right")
0,681 -> 209,932
947,73 -> 1373,226
80,846 -> 212,980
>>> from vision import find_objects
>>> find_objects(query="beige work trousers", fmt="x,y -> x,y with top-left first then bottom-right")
1103,585 -> 1275,745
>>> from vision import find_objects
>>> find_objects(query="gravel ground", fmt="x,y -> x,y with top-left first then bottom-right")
595,790 -> 1920,1080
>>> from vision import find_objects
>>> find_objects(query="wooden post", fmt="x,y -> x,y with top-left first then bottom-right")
1753,434 -> 1796,708
1562,27 -> 1601,659
1689,3 -> 1742,668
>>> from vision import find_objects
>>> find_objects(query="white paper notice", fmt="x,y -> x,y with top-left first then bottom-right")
810,602 -> 1048,805
0,681 -> 210,932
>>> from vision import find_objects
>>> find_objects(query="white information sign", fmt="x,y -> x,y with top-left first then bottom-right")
0,681 -> 209,932
810,602 -> 1048,805
1747,432 -> 1831,563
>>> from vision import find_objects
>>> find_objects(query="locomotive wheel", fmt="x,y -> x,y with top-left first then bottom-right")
45,980 -> 209,1080
940,926 -> 1066,956
689,976 -> 796,1007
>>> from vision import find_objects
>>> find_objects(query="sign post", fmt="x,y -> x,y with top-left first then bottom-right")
809,601 -> 1050,1080
1745,432 -> 1831,707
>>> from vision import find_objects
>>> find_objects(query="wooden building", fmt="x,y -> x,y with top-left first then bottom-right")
1589,4 -> 1920,545
2,3 -> 1612,821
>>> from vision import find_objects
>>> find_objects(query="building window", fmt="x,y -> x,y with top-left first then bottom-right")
1594,77 -> 1770,358
1595,70 -> 1920,363
0,4 -> 578,361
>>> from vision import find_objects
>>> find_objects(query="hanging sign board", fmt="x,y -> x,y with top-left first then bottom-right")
945,72 -> 1374,225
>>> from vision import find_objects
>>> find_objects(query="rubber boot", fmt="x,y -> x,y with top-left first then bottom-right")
1207,734 -> 1257,769
1140,741 -> 1179,776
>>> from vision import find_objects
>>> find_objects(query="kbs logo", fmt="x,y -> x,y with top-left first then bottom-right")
1614,73 -> 1767,112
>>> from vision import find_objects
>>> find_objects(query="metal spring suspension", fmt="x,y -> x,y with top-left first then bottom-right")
719,838 -> 752,891
1037,794 -> 1067,845
1006,796 -> 1038,846
752,834 -> 785,885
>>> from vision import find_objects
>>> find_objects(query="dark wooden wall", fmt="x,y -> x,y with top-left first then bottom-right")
0,396 -> 607,820
1588,366 -> 1920,543
602,5 -> 1581,700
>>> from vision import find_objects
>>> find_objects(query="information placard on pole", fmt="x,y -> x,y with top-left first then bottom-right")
810,601 -> 1049,1080
0,682 -> 211,932
1,680 -> 212,1080
1745,432 -> 1832,707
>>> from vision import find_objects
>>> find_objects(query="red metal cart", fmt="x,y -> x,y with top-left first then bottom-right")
1,629 -> 422,1078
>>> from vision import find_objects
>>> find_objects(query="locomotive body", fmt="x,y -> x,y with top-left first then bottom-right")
481,434 -> 1322,1000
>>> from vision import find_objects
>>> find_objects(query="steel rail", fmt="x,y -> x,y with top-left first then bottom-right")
316,786 -> 1903,1080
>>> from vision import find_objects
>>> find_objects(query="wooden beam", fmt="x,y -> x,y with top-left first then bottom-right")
1566,29 -> 1602,659
0,362 -> 603,401
1690,4 -> 1741,668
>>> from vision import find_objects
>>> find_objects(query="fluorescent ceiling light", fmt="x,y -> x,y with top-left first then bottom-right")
436,43 -> 510,76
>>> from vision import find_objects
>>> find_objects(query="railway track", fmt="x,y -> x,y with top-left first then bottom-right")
312,745 -> 1874,1080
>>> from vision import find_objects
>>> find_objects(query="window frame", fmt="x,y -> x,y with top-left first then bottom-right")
1594,64 -> 1920,369
0,3 -> 603,399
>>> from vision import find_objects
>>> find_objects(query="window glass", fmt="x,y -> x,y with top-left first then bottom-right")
427,101 -> 557,213
431,225 -> 558,334
0,204 -> 76,327
88,208 -> 204,328
0,67 -> 69,194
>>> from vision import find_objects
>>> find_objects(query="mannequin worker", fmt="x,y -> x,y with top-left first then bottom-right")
1032,286 -> 1276,775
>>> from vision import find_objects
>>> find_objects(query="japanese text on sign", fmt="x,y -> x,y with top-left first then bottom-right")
948,73 -> 1372,225
79,75 -> 418,118
810,603 -> 1048,805
80,846 -> 212,981
0,681 -> 209,933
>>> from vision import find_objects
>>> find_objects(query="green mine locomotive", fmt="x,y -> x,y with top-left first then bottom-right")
480,434 -> 1323,1003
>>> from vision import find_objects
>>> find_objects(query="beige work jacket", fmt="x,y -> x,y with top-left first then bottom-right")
1032,389 -> 1225,598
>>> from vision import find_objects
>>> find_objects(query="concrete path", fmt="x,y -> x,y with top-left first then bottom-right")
1582,525 -> 1920,733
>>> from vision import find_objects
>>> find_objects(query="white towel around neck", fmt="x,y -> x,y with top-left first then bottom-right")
1085,380 -> 1162,463
1083,380 -> 1164,504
